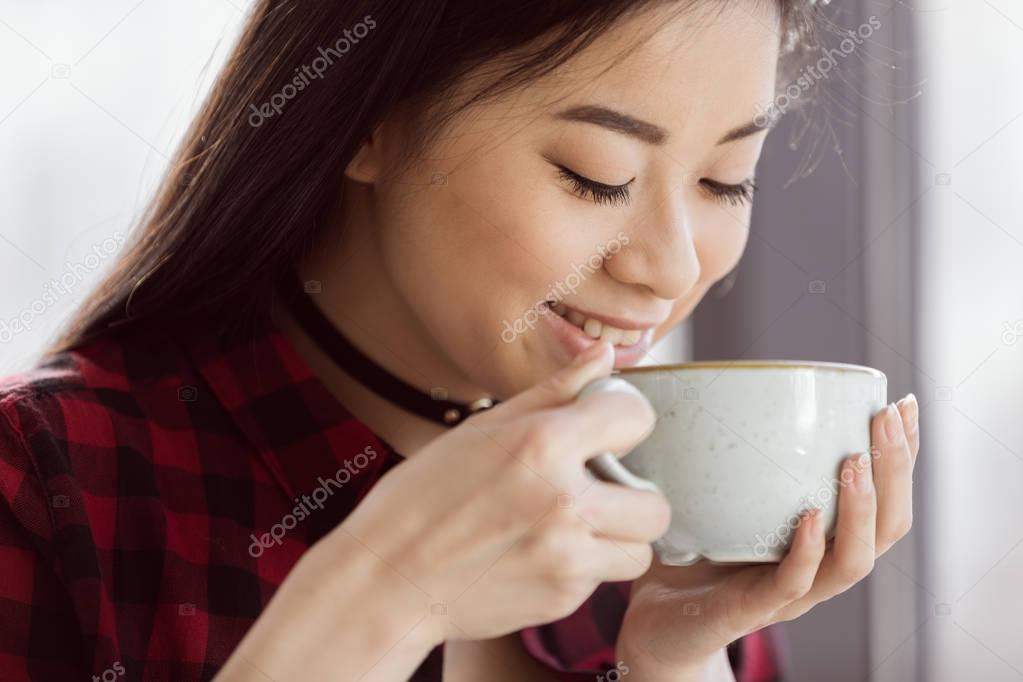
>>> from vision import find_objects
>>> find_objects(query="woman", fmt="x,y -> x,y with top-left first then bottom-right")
0,0 -> 920,680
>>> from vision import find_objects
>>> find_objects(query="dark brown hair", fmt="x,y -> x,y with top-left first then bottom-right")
48,0 -> 820,356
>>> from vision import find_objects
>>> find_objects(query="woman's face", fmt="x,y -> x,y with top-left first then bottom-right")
327,2 -> 781,400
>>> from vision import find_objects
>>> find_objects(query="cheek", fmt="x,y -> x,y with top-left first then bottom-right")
696,207 -> 751,278
374,159 -> 577,360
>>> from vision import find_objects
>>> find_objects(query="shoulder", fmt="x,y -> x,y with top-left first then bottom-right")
0,327 -> 196,522
2,325 -> 189,430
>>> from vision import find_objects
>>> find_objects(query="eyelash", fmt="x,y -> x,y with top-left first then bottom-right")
557,164 -> 758,209
699,178 -> 758,207
556,166 -> 634,207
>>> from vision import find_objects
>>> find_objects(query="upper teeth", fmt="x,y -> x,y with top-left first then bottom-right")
554,304 -> 643,345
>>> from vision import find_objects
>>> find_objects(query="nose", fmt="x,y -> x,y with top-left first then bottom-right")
603,197 -> 701,300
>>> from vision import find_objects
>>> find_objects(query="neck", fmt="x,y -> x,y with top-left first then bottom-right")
273,190 -> 482,455
273,302 -> 448,457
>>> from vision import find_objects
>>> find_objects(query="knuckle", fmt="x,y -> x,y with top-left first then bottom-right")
778,576 -> 813,601
881,517 -> 913,546
547,552 -> 586,589
518,417 -> 563,466
548,584 -> 590,618
587,390 -> 654,435
651,495 -> 673,535
625,544 -> 654,577
888,447 -> 912,472
893,518 -> 913,540
549,500 -> 584,527
537,373 -> 573,403
529,527 -> 582,580
621,392 -> 656,433
623,497 -> 670,540
837,556 -> 874,584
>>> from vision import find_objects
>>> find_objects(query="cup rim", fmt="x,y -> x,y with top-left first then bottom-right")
617,359 -> 886,379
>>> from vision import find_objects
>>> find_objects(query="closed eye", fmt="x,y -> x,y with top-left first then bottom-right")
554,164 -> 634,207
700,178 -> 757,207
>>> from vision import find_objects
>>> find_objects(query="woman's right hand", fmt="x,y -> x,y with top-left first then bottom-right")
217,340 -> 669,681
340,340 -> 671,644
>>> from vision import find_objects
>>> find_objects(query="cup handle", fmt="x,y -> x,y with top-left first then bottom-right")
578,377 -> 661,495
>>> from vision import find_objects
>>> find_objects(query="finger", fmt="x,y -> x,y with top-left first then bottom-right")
871,403 -> 914,554
744,508 -> 826,614
897,393 -> 920,464
800,454 -> 877,602
572,481 -> 672,542
587,536 -> 654,582
519,384 -> 654,470
497,341 -> 614,417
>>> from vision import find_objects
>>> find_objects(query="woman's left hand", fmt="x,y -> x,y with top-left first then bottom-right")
612,393 -> 920,681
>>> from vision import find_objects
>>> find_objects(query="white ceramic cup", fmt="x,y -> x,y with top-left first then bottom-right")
581,361 -> 887,565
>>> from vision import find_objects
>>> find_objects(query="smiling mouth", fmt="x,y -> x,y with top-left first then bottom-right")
549,302 -> 647,345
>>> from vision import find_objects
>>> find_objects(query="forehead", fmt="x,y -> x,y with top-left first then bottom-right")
537,3 -> 782,140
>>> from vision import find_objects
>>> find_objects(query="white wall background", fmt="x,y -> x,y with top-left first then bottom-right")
916,1 -> 1023,680
0,0 -> 253,373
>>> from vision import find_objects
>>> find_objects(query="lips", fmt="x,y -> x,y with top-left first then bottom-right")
551,303 -> 644,346
540,298 -> 658,368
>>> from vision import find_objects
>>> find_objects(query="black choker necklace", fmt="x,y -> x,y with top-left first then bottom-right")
277,276 -> 497,427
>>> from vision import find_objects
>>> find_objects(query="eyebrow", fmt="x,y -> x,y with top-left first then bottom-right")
553,104 -> 772,146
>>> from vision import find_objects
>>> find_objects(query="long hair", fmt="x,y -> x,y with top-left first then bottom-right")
47,0 -> 819,357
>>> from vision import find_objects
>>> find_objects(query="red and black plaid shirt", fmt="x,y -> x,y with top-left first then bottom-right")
0,320 -> 782,681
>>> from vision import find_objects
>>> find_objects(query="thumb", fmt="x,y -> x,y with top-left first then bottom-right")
497,342 -> 615,417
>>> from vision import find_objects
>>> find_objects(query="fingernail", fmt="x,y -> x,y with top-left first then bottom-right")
800,509 -> 815,535
884,403 -> 901,441
854,452 -> 873,492
899,394 -> 919,433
